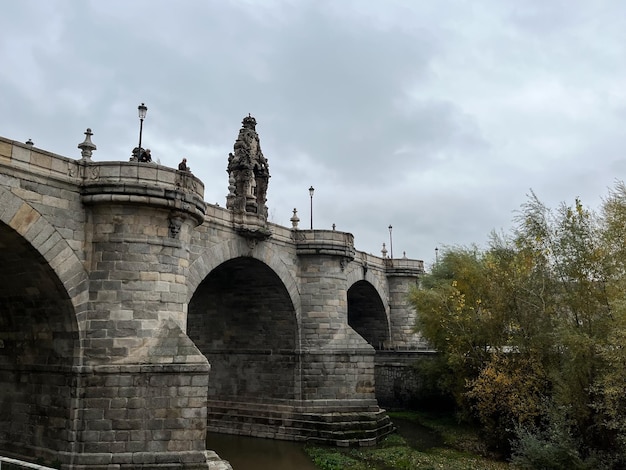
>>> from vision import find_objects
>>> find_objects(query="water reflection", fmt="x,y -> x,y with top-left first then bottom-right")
392,417 -> 443,451
206,432 -> 318,470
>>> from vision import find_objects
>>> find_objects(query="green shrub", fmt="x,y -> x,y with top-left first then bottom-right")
304,446 -> 368,470
510,419 -> 589,470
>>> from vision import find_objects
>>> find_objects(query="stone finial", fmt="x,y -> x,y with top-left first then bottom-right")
381,243 -> 388,258
78,128 -> 97,161
25,138 -> 34,146
290,208 -> 300,229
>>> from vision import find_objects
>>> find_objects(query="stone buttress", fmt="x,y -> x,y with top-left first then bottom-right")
0,135 -> 232,469
76,162 -> 230,469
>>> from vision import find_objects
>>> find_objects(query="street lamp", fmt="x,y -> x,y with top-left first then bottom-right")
388,225 -> 393,259
309,186 -> 315,229
137,102 -> 148,157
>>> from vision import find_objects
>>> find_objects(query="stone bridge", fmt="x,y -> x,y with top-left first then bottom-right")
0,118 -> 424,469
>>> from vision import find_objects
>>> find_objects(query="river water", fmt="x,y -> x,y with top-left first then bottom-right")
207,417 -> 440,469
206,432 -> 318,470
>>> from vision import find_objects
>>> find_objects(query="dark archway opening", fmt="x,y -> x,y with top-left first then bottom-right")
347,280 -> 389,350
187,257 -> 298,402
0,221 -> 78,458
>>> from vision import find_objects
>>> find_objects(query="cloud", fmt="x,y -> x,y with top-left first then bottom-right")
2,0 -> 626,260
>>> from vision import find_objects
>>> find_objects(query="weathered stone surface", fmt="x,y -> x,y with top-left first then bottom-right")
375,351 -> 438,409
0,127 -> 424,468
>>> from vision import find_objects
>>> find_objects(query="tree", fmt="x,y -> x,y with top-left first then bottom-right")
409,183 -> 626,465
409,247 -> 503,408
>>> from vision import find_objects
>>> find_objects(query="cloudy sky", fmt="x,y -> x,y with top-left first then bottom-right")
2,1 -> 626,267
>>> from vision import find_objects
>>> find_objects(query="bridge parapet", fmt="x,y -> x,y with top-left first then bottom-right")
80,161 -> 206,225
0,137 -> 78,182
294,229 -> 355,261
385,257 -> 424,277
351,251 -> 424,274
0,137 -> 207,226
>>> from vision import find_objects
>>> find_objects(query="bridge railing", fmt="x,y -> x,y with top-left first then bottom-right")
0,456 -> 57,470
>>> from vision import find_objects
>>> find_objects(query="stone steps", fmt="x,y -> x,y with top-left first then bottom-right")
206,400 -> 395,446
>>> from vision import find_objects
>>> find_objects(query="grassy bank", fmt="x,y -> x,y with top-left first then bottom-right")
304,411 -> 509,470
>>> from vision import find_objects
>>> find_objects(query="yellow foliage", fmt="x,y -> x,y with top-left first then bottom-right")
466,355 -> 548,439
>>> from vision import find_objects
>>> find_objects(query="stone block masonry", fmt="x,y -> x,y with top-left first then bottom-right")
0,124 -> 424,468
63,362 -> 220,468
